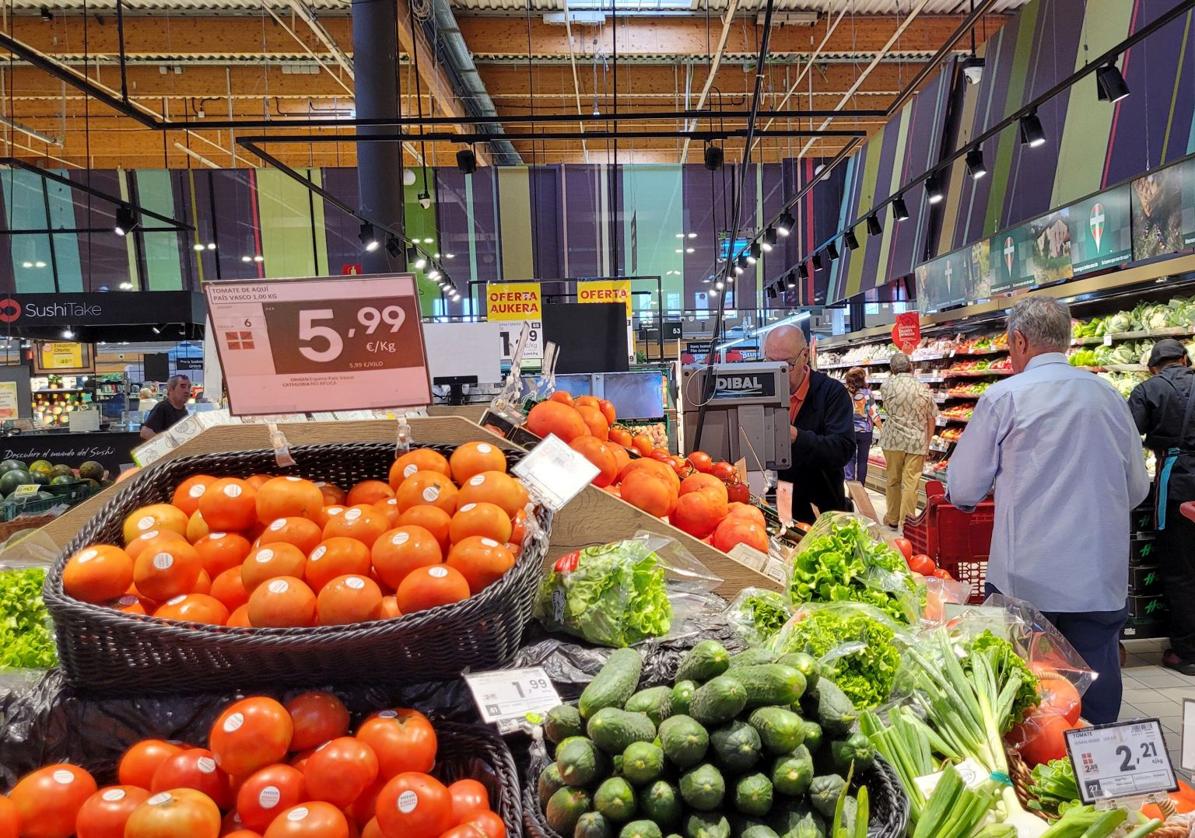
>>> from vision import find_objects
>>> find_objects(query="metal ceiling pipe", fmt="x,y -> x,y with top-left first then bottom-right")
425,0 -> 521,165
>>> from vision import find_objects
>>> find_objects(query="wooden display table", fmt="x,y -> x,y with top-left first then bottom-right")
36,416 -> 779,597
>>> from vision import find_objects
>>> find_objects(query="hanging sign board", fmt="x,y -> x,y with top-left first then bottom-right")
891,312 -> 921,353
578,279 -> 633,317
204,275 -> 431,416
34,342 -> 94,374
486,282 -> 542,321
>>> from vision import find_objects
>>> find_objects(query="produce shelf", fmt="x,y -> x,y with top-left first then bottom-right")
1072,326 -> 1193,346
943,369 -> 1013,379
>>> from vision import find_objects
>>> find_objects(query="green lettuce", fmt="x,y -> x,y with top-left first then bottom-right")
963,630 -> 1039,731
533,540 -> 671,647
0,567 -> 56,670
726,587 -> 792,646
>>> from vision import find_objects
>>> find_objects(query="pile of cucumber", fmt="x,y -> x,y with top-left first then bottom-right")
535,640 -> 877,838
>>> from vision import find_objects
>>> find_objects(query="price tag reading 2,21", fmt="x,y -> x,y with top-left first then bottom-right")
204,275 -> 432,415
1065,719 -> 1178,804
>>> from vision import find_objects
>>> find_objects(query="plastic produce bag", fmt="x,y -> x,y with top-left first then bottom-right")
920,575 -> 973,627
532,531 -> 721,648
0,531 -> 59,685
723,587 -> 793,647
786,511 -> 922,625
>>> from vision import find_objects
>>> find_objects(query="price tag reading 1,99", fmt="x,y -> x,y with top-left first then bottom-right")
463,666 -> 561,731
1065,719 -> 1178,804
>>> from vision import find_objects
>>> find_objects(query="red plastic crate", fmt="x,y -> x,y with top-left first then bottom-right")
902,480 -> 994,604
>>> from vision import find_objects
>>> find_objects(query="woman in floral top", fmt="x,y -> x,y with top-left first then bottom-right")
844,366 -> 880,484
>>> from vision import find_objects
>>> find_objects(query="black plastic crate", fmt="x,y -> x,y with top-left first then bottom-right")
1130,535 -> 1158,566
1126,593 -> 1167,621
1128,564 -> 1163,594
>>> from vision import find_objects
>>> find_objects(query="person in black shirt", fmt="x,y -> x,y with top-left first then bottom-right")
763,325 -> 855,524
1128,339 -> 1195,674
139,374 -> 192,441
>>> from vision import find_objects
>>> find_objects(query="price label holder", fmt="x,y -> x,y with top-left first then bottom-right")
266,422 -> 296,468
10,483 -> 40,499
1104,333 -> 1114,347
512,434 -> 599,511
464,666 -> 561,734
1064,719 -> 1178,806
1183,699 -> 1194,772
913,757 -> 989,798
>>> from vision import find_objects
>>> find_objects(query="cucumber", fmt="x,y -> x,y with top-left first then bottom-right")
740,825 -> 780,838
776,652 -> 820,691
688,675 -> 748,726
621,741 -> 665,786
538,762 -> 567,807
546,704 -> 586,744
727,664 -> 806,708
678,763 -> 726,812
557,736 -> 606,787
730,647 -> 778,668
810,680 -> 856,738
748,707 -> 806,755
658,714 -> 709,769
710,720 -> 762,774
768,802 -> 824,838
594,777 -> 637,823
671,680 -> 697,716
546,786 -> 592,835
620,820 -> 664,838
799,720 -> 823,753
587,708 -> 656,755
675,640 -> 730,683
639,780 -> 682,828
625,686 -> 674,726
735,773 -> 774,818
575,812 -> 615,838
682,812 -> 731,838
580,648 -> 644,719
771,745 -> 814,797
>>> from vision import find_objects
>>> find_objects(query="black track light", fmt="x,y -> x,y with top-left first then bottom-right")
844,230 -> 860,251
407,245 -> 428,270
456,148 -> 477,174
113,205 -> 136,237
826,241 -> 840,261
734,255 -> 746,275
1019,110 -> 1046,148
386,236 -> 402,258
892,195 -> 910,221
785,272 -> 796,289
359,221 -> 380,252
812,252 -> 824,272
1096,62 -> 1130,103
747,242 -> 761,265
762,227 -> 777,252
866,214 -> 883,237
965,147 -> 987,180
798,263 -> 808,280
704,143 -> 724,171
767,284 -> 778,301
925,173 -> 944,205
777,210 -> 794,237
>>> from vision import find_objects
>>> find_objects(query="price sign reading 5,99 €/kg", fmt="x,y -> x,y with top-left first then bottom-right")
205,275 -> 432,416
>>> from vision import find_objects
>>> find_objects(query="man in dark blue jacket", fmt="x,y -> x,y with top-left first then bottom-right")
763,325 -> 855,524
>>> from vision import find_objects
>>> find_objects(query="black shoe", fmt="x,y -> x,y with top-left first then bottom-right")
1162,650 -> 1195,676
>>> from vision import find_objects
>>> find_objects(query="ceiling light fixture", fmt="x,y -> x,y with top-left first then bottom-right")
418,191 -> 431,210
747,242 -> 761,264
965,147 -> 987,180
734,256 -> 746,275
826,241 -> 840,261
408,246 -> 427,270
962,55 -> 985,85
253,254 -> 264,263
777,210 -> 794,237
892,195 -> 910,221
866,214 -> 883,237
240,255 -> 252,263
688,232 -> 698,239
114,205 -> 135,237
812,252 -> 824,272
704,143 -> 723,171
192,243 -> 205,252
61,327 -> 74,339
119,282 -> 134,290
386,236 -> 403,258
1096,61 -> 1131,103
762,227 -> 777,252
1019,110 -> 1046,147
925,173 -> 944,204
844,230 -> 859,251
359,222 -> 380,252
798,263 -> 809,279
207,242 -> 217,250
455,148 -> 477,175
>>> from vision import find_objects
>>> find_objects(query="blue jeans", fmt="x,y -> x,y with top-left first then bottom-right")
845,431 -> 872,484
985,583 -> 1127,725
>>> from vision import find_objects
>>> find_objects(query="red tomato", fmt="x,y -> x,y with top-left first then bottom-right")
124,789 -> 221,838
448,780 -> 489,824
1010,711 -> 1074,767
303,737 -> 379,808
9,764 -> 98,838
357,709 -> 438,780
347,778 -> 387,826
725,481 -> 750,504
374,773 -> 452,838
209,696 -> 294,778
466,811 -> 506,838
1036,671 -> 1082,725
235,764 -> 307,832
285,691 -> 351,752
224,832 -> 264,838
0,796 -> 17,838
75,785 -> 150,838
649,449 -> 671,463
892,537 -> 913,561
361,819 -> 384,838
119,739 -> 184,789
931,567 -> 954,581
908,554 -> 936,575
686,451 -> 713,473
150,748 -> 233,810
710,461 -> 736,481
438,826 -> 487,838
262,802 -> 349,838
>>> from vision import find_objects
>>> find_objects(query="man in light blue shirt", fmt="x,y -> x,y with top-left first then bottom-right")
948,297 -> 1150,724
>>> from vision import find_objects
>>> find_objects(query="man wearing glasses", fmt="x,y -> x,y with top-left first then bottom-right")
763,325 -> 855,523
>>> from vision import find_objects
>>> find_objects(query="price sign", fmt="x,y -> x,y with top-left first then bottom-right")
498,321 -> 543,361
204,275 -> 431,415
10,483 -> 40,499
464,666 -> 561,732
1183,699 -> 1194,772
512,434 -> 599,511
1065,719 -> 1178,804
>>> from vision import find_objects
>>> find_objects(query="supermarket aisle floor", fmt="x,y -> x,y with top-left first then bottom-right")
1119,638 -> 1193,782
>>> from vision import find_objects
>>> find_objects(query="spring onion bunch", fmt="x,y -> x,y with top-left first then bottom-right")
860,708 -> 959,828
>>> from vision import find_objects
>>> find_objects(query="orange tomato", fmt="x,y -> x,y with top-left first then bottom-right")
631,434 -> 654,456
467,811 -> 507,838
379,596 -> 401,620
347,480 -> 396,507
448,779 -> 490,825
306,536 -> 372,592
124,789 -> 220,838
192,569 -> 212,596
263,802 -> 349,838
235,765 -> 307,832
322,505 -> 389,548
241,543 -> 308,592
315,482 -> 346,506
679,473 -> 729,504
246,474 -> 273,490
285,691 -> 350,752
397,506 -> 451,553
9,764 -> 97,838
711,516 -> 768,553
449,442 -> 507,484
63,544 -> 134,604
395,472 -> 458,516
209,696 -> 294,778
172,475 -> 217,518
388,449 -> 452,489
119,740 -> 183,790
608,427 -> 632,448
259,517 -> 324,556
357,709 -> 437,780
574,395 -> 600,410
200,479 -> 259,532
449,503 -> 512,545
597,399 -> 616,425
227,604 -> 252,627
669,491 -> 727,539
186,512 -> 212,544
372,497 -> 401,527
209,568 -> 250,612
371,526 -> 443,590
395,565 -> 470,614
313,504 -> 346,530
455,471 -> 526,518
75,785 -> 150,838
123,504 -> 189,547
133,537 -> 202,602
574,405 -> 609,440
317,574 -> 383,625
445,537 -> 515,595
619,470 -> 675,517
253,477 -> 325,525
302,737 -> 378,808
247,577 -> 317,628
548,390 -> 573,405
149,749 -> 231,810
154,593 -> 229,625
193,532 -> 253,578
568,437 -> 618,487
509,510 -> 527,550
125,529 -> 187,561
726,502 -> 766,527
361,819 -> 384,838
111,594 -> 146,615
374,773 -> 452,838
525,401 -> 590,443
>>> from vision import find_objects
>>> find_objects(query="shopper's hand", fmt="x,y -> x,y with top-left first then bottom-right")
790,426 -> 798,442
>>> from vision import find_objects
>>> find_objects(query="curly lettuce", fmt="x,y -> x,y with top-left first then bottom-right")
964,630 -> 1039,731
0,567 -> 56,670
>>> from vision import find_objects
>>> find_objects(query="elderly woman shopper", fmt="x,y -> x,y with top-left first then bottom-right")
843,366 -> 880,485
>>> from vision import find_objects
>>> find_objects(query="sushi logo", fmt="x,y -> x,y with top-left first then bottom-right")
1003,237 -> 1015,276
1090,203 -> 1105,252
0,299 -> 19,324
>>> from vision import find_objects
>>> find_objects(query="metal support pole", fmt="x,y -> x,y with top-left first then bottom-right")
351,0 -> 405,273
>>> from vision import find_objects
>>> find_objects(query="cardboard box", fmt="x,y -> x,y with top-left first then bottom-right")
1128,564 -> 1163,594
1127,593 -> 1167,621
1130,535 -> 1158,566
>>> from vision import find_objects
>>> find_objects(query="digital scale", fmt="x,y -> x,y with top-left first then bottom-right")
680,361 -> 792,473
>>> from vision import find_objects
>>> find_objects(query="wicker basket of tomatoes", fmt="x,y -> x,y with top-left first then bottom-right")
43,441 -> 551,694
